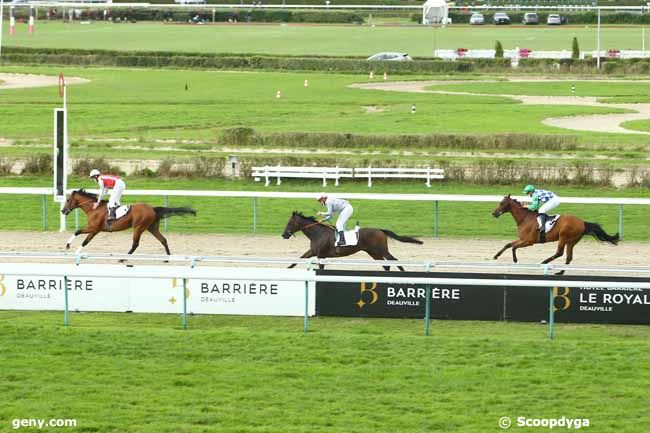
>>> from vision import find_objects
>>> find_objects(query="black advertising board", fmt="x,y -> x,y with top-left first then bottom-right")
316,270 -> 650,325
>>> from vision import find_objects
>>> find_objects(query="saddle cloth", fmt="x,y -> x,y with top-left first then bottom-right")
537,214 -> 560,233
336,227 -> 360,246
107,204 -> 131,220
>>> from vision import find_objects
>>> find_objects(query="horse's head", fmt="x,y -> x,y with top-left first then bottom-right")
282,211 -> 312,239
492,194 -> 513,218
61,190 -> 81,215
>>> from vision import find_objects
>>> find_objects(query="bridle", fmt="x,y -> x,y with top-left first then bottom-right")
286,219 -> 331,237
64,196 -> 99,214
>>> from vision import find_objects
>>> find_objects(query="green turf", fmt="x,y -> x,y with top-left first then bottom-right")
426,80 -> 650,98
621,119 -> 650,132
3,21 -> 648,55
0,176 -> 644,242
0,66 -> 637,149
1,311 -> 649,433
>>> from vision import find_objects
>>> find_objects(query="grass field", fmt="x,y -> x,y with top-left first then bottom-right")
3,21 -> 648,55
2,311 -> 650,432
1,65 -> 646,158
0,176 -> 645,241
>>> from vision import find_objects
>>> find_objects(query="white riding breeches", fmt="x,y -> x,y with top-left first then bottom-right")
336,205 -> 353,231
108,180 -> 126,208
539,195 -> 560,214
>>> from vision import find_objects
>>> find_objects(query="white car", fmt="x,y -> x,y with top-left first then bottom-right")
366,52 -> 413,61
547,14 -> 562,25
469,13 -> 485,25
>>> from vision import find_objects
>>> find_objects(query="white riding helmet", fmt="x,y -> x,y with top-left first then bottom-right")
89,169 -> 100,178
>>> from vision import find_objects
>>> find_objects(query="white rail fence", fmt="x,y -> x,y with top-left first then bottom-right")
1,187 -> 648,238
2,253 -> 650,338
436,49 -> 650,61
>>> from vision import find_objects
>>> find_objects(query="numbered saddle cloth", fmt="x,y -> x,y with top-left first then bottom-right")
537,214 -> 560,233
107,204 -> 131,220
337,227 -> 360,246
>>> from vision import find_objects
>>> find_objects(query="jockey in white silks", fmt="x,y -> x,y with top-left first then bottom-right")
317,193 -> 353,247
89,169 -> 126,222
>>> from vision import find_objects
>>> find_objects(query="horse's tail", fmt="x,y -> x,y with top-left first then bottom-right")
584,222 -> 619,245
381,229 -> 423,245
154,207 -> 197,220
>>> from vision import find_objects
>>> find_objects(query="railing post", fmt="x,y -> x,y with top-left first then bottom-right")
304,260 -> 313,333
253,197 -> 257,234
164,195 -> 169,232
424,262 -> 432,336
182,278 -> 188,330
63,275 -> 69,326
618,204 -> 623,240
544,265 -> 554,340
42,194 -> 47,231
434,200 -> 439,239
75,208 -> 79,231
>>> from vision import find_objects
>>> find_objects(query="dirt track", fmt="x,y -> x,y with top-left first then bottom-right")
1,231 -> 645,268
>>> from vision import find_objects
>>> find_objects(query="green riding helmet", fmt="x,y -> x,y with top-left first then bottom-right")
523,184 -> 535,194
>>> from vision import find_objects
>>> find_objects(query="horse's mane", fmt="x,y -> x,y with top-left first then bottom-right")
507,195 -> 536,214
74,189 -> 102,201
293,211 -> 318,222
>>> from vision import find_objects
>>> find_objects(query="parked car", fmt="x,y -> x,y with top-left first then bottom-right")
493,12 -> 510,25
522,12 -> 539,25
366,52 -> 413,61
469,13 -> 485,25
547,14 -> 562,25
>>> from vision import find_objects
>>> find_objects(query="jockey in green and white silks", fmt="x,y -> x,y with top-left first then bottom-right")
317,193 -> 353,247
523,184 -> 560,242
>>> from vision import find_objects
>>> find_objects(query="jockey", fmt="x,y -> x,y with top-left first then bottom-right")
523,184 -> 560,242
89,169 -> 126,222
317,193 -> 353,247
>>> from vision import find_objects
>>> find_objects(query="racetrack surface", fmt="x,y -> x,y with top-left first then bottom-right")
1,231 -> 643,269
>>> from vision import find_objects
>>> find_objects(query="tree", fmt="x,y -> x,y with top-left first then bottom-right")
572,37 -> 580,59
495,41 -> 504,58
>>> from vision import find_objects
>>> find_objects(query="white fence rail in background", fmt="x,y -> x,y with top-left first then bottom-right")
1,187 -> 648,238
436,49 -> 650,61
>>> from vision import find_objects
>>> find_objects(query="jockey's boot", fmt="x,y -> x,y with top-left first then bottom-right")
108,206 -> 117,222
538,213 -> 547,243
336,231 -> 346,247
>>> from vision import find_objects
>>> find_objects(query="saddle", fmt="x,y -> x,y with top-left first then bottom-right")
537,214 -> 560,233
107,204 -> 131,220
336,225 -> 360,247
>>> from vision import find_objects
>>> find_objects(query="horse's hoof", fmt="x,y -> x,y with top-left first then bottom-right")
126,264 -> 134,268
493,255 -> 498,260
555,270 -> 565,276
65,244 -> 70,250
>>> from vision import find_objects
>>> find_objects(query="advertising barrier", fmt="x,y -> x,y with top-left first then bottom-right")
0,263 -> 315,317
316,270 -> 650,325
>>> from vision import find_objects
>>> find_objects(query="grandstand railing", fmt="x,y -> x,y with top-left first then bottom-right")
2,252 -> 650,338
0,187 -> 647,237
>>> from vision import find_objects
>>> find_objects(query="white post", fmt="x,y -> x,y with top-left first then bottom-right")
276,164 -> 281,186
367,166 -> 372,188
596,8 -> 601,69
0,0 -> 4,58
264,166 -> 270,187
426,167 -> 431,188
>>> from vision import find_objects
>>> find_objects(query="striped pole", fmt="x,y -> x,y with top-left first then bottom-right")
28,6 -> 35,35
10,6 -> 16,36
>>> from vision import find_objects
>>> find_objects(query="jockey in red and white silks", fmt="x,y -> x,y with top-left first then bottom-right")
317,193 -> 353,247
89,169 -> 126,221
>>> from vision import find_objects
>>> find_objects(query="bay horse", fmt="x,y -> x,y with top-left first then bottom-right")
491,195 -> 618,271
61,189 -> 196,256
282,211 -> 423,270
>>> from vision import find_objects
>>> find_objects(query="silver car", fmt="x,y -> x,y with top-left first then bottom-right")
469,13 -> 485,25
547,14 -> 562,25
367,52 -> 413,61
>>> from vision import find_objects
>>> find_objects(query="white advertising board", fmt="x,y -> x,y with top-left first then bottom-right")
0,263 -> 315,317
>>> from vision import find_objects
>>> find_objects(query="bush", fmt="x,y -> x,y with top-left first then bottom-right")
72,157 -> 124,176
21,154 -> 52,175
572,37 -> 580,60
495,41 -> 504,59
147,157 -> 226,178
0,157 -> 13,176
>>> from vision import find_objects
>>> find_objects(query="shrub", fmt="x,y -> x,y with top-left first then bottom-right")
72,157 -> 124,176
21,154 -> 52,175
0,157 -> 13,175
495,41 -> 504,59
572,37 -> 580,60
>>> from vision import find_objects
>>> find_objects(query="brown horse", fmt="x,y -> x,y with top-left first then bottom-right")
491,195 -> 618,270
282,212 -> 423,270
61,189 -> 196,256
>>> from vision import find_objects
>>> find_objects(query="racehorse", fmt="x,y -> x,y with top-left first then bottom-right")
282,211 -> 423,270
491,195 -> 618,271
61,189 -> 196,256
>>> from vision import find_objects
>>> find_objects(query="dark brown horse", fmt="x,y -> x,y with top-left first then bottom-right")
61,189 -> 196,256
282,212 -> 423,270
491,195 -> 618,270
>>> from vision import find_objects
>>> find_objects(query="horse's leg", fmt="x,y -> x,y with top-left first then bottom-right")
384,252 -> 404,272
511,239 -> 534,263
148,224 -> 171,256
66,228 -> 90,250
541,238 -> 566,265
127,226 -> 147,255
554,240 -> 577,275
366,251 -> 390,271
75,231 -> 99,255
493,242 -> 514,260
288,249 -> 314,269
